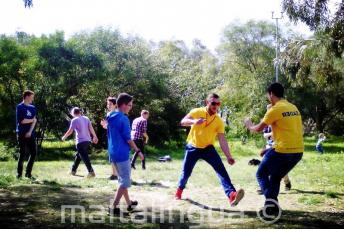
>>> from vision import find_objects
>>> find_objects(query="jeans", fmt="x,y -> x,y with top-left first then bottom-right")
17,136 -> 37,177
177,144 -> 236,197
316,145 -> 324,153
71,141 -> 94,173
131,139 -> 145,169
256,148 -> 303,204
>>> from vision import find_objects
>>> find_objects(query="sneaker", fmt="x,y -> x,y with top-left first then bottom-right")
69,171 -> 76,176
131,164 -> 136,170
285,182 -> 291,191
257,189 -> 263,195
108,207 -> 120,216
16,174 -> 22,179
109,175 -> 118,180
175,188 -> 183,200
87,172 -> 96,178
127,200 -> 138,212
229,189 -> 245,207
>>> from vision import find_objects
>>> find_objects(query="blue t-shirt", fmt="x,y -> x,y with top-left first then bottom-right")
107,111 -> 131,163
16,102 -> 36,137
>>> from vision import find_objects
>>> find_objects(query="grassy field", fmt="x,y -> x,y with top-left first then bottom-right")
0,137 -> 343,228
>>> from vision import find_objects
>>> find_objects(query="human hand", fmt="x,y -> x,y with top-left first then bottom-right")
92,136 -> 99,144
138,151 -> 144,160
61,136 -> 66,141
25,132 -> 31,138
100,119 -> 107,128
227,156 -> 235,165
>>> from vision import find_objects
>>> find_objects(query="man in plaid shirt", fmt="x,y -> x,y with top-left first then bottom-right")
131,110 -> 149,169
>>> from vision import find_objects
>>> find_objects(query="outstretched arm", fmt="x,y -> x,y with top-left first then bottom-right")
244,119 -> 268,133
180,114 -> 205,127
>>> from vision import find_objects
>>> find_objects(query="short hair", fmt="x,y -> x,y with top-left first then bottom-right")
141,110 -> 149,116
71,107 -> 81,116
116,93 -> 133,107
23,90 -> 34,99
206,93 -> 220,101
267,82 -> 284,98
319,133 -> 325,138
107,97 -> 117,105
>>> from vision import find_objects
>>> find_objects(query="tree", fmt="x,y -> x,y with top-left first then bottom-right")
282,0 -> 344,56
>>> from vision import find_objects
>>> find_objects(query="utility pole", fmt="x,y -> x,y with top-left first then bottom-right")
272,11 -> 283,82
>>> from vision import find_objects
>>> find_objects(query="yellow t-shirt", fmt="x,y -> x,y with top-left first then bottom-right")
186,107 -> 225,148
262,100 -> 304,153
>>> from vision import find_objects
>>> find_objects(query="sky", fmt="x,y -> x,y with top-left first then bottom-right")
0,0 -> 313,51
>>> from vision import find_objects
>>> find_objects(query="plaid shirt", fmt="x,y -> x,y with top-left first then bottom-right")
131,117 -> 147,140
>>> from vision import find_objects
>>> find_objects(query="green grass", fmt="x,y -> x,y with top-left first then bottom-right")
0,137 -> 343,228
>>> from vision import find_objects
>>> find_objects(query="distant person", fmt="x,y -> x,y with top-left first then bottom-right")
131,110 -> 149,170
62,107 -> 98,178
245,82 -> 303,216
16,90 -> 37,179
315,133 -> 326,154
101,97 -> 119,180
175,93 -> 244,207
107,93 -> 143,215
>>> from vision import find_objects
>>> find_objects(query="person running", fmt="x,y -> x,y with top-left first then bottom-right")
62,107 -> 98,178
16,90 -> 37,179
175,93 -> 244,207
107,93 -> 143,215
244,82 -> 304,216
101,97 -> 119,180
131,110 -> 149,170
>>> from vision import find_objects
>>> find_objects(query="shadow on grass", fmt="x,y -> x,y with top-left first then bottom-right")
185,198 -> 344,228
0,184 -> 198,229
131,180 -> 169,189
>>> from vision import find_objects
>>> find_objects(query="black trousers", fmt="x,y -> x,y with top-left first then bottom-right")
17,136 -> 37,177
131,139 -> 145,169
71,141 -> 94,173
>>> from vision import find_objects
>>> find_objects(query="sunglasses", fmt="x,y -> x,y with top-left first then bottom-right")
210,101 -> 221,106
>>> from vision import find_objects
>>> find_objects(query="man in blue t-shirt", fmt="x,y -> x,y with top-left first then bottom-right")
16,90 -> 37,179
107,93 -> 143,216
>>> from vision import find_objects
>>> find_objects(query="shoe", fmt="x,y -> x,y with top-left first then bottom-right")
175,188 -> 183,200
127,200 -> 138,212
109,175 -> 118,180
285,182 -> 291,191
69,171 -> 76,176
257,189 -> 263,195
87,172 -> 96,178
229,189 -> 245,206
131,164 -> 136,170
258,203 -> 281,221
108,207 -> 120,216
16,174 -> 22,179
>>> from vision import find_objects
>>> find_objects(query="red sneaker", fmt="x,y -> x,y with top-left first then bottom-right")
175,188 -> 183,200
229,189 -> 245,206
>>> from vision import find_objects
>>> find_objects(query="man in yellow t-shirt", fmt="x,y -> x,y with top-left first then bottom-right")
244,82 -> 303,216
175,93 -> 244,207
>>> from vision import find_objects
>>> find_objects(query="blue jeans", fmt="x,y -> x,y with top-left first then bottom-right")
256,148 -> 303,204
316,145 -> 323,153
178,144 -> 236,197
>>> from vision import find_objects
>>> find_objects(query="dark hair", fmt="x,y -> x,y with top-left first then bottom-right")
107,97 -> 117,105
206,93 -> 220,101
23,90 -> 34,99
71,107 -> 81,115
116,93 -> 133,107
267,83 -> 284,98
